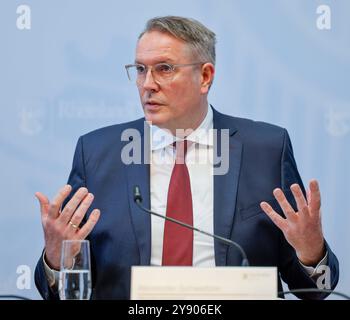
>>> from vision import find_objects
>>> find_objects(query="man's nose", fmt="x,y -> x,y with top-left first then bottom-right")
142,68 -> 159,91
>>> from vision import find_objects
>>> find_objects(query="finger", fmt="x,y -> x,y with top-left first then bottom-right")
273,188 -> 297,220
309,179 -> 321,215
66,193 -> 95,233
260,202 -> 288,231
35,192 -> 50,217
306,188 -> 311,205
290,184 -> 309,216
48,185 -> 72,219
77,209 -> 101,239
59,187 -> 89,224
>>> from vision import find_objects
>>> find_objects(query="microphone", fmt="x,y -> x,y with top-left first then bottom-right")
133,185 -> 249,266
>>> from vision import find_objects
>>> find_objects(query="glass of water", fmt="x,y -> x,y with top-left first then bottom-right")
59,240 -> 92,300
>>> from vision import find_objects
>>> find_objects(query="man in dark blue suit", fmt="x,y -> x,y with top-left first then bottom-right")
35,16 -> 339,300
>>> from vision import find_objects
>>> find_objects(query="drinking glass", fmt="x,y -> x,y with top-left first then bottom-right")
59,240 -> 92,300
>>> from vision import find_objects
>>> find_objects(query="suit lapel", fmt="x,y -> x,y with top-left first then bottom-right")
126,120 -> 151,265
213,109 -> 242,266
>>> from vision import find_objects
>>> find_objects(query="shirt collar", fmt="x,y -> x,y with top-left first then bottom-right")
150,106 -> 213,151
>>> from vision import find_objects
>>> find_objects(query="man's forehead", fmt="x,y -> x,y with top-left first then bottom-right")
135,46 -> 177,63
135,31 -> 191,63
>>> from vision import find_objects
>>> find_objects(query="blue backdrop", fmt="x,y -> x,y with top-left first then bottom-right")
0,0 -> 349,299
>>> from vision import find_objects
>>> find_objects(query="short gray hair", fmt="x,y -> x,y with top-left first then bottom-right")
139,16 -> 216,65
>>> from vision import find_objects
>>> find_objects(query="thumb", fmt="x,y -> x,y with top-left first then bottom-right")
35,192 -> 50,216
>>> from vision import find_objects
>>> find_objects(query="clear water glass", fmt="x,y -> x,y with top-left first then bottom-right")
59,240 -> 92,300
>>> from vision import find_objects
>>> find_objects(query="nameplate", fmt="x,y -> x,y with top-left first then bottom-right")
130,266 -> 277,300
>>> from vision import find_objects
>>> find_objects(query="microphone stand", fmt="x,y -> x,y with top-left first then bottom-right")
133,185 -> 249,267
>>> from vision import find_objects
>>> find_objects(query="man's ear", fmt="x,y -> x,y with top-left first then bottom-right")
200,63 -> 215,94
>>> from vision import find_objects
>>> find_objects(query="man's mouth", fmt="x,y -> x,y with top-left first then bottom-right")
144,101 -> 163,111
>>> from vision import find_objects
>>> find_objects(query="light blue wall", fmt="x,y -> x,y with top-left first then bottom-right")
0,0 -> 349,299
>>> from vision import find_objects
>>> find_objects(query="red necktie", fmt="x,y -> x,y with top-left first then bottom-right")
162,140 -> 193,266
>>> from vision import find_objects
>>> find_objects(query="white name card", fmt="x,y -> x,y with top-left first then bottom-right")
131,266 -> 277,300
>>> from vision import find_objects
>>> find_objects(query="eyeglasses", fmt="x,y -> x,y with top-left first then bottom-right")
125,62 -> 205,85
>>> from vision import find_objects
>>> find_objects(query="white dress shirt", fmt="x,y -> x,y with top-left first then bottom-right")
150,107 -> 215,266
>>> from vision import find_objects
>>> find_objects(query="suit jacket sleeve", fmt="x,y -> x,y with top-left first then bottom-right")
278,129 -> 339,299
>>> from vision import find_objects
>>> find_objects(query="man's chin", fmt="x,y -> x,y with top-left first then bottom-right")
144,112 -> 167,127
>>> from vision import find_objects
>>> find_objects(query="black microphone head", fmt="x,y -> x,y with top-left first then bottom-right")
133,185 -> 143,203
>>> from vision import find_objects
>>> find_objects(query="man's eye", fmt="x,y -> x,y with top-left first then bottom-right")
136,65 -> 146,73
156,64 -> 173,73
